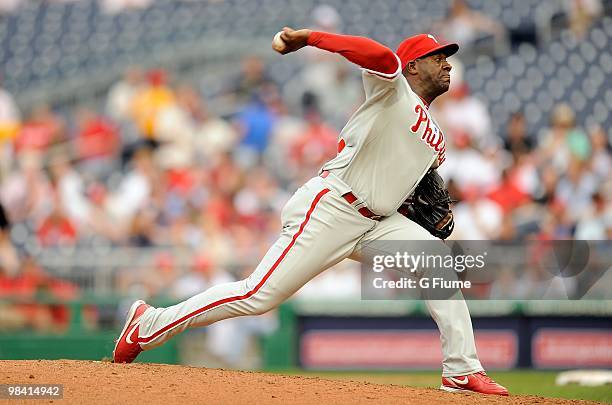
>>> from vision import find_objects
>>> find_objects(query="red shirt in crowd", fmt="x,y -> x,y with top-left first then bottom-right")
75,117 -> 120,160
37,215 -> 78,247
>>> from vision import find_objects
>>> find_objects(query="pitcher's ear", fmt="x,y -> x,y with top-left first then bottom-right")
404,60 -> 418,76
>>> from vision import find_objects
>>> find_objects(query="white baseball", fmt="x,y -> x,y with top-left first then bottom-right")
272,31 -> 286,53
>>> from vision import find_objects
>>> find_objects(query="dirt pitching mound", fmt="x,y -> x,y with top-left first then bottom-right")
0,360 -> 597,404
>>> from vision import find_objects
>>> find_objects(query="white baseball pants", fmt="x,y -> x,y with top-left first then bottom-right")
137,175 -> 483,376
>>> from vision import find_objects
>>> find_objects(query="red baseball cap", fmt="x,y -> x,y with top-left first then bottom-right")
396,34 -> 459,70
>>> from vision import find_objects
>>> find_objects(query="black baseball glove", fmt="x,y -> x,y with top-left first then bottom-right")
397,169 -> 454,240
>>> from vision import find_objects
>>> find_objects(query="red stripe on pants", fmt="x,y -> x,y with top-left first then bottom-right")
139,188 -> 331,343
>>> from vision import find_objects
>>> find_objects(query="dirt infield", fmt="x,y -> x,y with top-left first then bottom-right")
0,360 -> 599,404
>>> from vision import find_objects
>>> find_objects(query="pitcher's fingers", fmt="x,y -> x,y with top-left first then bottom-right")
281,26 -> 294,41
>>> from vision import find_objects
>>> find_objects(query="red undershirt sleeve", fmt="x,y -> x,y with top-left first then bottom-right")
307,31 -> 401,78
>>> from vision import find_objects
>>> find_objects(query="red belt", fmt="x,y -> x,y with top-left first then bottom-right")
320,171 -> 381,221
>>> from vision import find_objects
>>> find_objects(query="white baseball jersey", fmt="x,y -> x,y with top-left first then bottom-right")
321,60 -> 447,216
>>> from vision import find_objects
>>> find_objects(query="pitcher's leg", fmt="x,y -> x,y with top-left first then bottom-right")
139,182 -> 374,350
139,231 -> 298,350
425,298 -> 483,376
353,213 -> 483,375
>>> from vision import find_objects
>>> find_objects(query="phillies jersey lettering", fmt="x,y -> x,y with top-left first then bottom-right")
410,104 -> 446,165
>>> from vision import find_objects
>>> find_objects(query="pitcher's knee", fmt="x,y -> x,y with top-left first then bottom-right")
244,289 -> 286,315
250,297 -> 282,315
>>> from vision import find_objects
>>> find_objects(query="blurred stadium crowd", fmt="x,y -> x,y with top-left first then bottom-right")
0,0 -> 611,365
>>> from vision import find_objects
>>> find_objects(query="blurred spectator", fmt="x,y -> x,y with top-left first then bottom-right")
192,99 -> 239,163
588,125 -> 611,180
487,168 -> 531,214
202,196 -> 236,240
130,69 -> 176,138
436,81 -> 493,148
36,174 -> 83,248
0,202 -> 19,277
106,67 -> 144,122
154,85 -> 198,169
575,193 -> 610,239
225,56 -> 273,108
565,0 -> 603,38
432,0 -> 506,49
36,202 -> 78,248
14,105 -> 65,157
73,108 -> 121,178
452,187 -> 503,239
503,111 -> 535,157
538,103 -> 590,172
267,98 -> 307,183
48,154 -> 92,229
105,145 -> 155,223
288,93 -> 338,172
233,165 -> 289,229
234,90 -> 277,165
127,206 -> 158,247
555,158 -> 598,221
438,135 -> 501,192
508,151 -> 539,196
197,216 -> 234,266
0,256 -> 79,331
0,155 -> 51,223
532,165 -> 561,206
497,216 -> 518,241
535,209 -> 574,239
0,75 -> 20,148
208,151 -> 244,199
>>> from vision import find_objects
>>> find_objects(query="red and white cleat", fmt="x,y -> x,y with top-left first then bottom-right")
112,300 -> 151,364
441,371 -> 509,396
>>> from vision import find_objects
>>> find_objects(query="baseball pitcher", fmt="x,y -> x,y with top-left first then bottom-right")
113,27 -> 508,396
